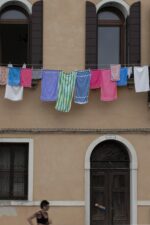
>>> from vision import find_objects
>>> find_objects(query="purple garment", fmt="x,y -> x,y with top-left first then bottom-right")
40,70 -> 60,102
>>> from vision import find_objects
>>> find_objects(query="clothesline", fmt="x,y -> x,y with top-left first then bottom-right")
0,66 -> 149,112
0,63 -> 150,67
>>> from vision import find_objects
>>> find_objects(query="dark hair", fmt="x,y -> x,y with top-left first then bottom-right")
40,200 -> 49,209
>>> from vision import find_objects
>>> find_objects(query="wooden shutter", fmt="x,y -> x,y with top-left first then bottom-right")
127,2 -> 141,88
128,1 -> 141,65
85,1 -> 97,69
31,0 -> 43,68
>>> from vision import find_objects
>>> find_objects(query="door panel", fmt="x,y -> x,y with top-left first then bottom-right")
91,169 -> 130,225
91,171 -> 108,225
111,172 -> 130,225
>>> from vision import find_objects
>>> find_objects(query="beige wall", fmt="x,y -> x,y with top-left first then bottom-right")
0,206 -> 84,225
1,0 -> 150,225
0,133 -> 150,225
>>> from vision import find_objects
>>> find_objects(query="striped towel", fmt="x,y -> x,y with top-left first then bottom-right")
55,71 -> 77,112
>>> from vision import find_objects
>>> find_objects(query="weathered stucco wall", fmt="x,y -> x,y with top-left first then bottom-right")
0,0 -> 150,225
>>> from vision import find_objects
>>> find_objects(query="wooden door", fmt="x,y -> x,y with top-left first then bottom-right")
91,169 -> 130,225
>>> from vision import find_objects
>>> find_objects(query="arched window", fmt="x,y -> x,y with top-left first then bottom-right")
97,7 -> 125,68
0,0 -> 43,67
0,5 -> 30,65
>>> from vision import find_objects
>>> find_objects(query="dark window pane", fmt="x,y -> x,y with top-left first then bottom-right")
14,148 -> 26,170
0,148 -> 10,170
98,27 -> 120,67
1,24 -> 28,64
0,143 -> 28,200
98,11 -> 120,20
0,10 -> 27,20
0,172 -> 10,197
13,173 -> 26,197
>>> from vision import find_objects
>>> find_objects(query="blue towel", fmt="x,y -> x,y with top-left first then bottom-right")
40,70 -> 60,102
8,67 -> 21,86
74,70 -> 91,104
117,67 -> 128,86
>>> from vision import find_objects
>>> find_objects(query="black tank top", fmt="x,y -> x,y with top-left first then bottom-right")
36,211 -> 48,224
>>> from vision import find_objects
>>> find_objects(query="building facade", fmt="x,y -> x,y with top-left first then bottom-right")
0,0 -> 150,225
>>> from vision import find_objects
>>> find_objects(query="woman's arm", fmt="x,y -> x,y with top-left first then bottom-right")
27,213 -> 36,225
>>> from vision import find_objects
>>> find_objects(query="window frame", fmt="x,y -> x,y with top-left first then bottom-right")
97,7 -> 126,65
0,5 -> 29,24
0,138 -> 33,202
0,5 -> 31,64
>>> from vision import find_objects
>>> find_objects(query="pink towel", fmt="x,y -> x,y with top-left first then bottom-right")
100,69 -> 117,101
90,69 -> 101,89
20,68 -> 32,87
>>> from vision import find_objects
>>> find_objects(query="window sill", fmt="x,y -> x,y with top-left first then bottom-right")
0,201 -> 38,206
0,200 -> 85,206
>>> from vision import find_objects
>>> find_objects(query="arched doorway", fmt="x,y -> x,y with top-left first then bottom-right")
90,140 -> 130,225
85,135 -> 137,225
0,3 -> 30,65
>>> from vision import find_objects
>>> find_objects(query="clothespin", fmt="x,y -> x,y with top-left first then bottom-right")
8,62 -> 13,68
22,63 -> 26,68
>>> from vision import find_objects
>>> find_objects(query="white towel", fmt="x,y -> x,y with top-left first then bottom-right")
134,66 -> 149,92
127,67 -> 133,78
5,84 -> 23,101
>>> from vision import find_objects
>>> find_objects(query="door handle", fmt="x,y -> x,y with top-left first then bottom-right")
95,203 -> 106,211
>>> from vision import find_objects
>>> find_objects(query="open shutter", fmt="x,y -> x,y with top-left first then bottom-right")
31,0 -> 43,68
128,1 -> 141,65
127,2 -> 141,88
85,1 -> 97,69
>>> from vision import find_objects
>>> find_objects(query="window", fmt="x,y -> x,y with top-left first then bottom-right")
0,0 -> 43,67
86,1 -> 142,70
0,5 -> 29,65
0,142 -> 29,200
97,7 -> 125,68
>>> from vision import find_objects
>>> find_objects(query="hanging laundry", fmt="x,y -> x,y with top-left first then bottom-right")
4,84 -> 23,101
100,69 -> 117,101
90,69 -> 101,89
22,63 -> 26,69
32,69 -> 42,80
127,67 -> 133,78
8,67 -> 21,86
134,66 -> 149,92
55,71 -> 77,112
8,63 -> 13,68
20,68 -> 32,87
110,64 -> 121,81
0,66 -> 8,85
117,67 -> 128,86
40,70 -> 60,102
74,70 -> 90,104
